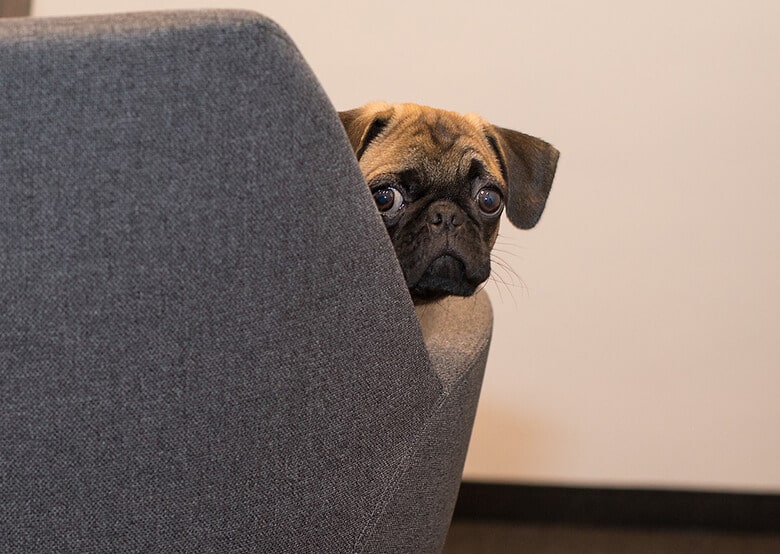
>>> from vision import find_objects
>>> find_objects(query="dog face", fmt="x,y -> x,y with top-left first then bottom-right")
339,102 -> 559,301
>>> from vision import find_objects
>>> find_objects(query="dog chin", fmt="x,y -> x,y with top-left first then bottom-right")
407,254 -> 487,301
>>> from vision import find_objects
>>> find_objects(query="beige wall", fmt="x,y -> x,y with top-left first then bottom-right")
33,0 -> 780,492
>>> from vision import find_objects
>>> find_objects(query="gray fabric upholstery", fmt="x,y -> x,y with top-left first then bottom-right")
0,11 -> 492,553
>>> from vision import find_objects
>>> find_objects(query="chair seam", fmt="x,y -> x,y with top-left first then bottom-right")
351,346 -> 485,553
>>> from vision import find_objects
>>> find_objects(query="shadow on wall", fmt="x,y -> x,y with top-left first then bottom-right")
465,404 -> 567,482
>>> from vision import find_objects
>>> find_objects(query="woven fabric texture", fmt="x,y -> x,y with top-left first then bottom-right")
0,11 -> 491,553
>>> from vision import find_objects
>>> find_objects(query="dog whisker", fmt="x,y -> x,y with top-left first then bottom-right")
476,280 -> 509,311
488,274 -> 516,307
492,239 -> 527,261
490,247 -> 524,262
339,102 -> 557,304
488,254 -> 529,306
491,255 -> 524,284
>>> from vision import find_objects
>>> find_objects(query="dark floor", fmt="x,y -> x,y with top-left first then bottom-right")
443,520 -> 780,554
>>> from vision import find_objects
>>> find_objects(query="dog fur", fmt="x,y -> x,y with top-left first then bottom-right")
340,102 -> 559,301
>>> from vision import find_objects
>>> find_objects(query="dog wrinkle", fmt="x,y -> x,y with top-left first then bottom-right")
338,101 -> 557,299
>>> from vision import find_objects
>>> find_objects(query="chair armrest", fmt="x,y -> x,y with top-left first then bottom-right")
416,290 -> 493,393
357,291 -> 492,552
0,10 -> 493,553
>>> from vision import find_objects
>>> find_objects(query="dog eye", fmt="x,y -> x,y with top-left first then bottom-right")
372,187 -> 405,216
476,187 -> 503,216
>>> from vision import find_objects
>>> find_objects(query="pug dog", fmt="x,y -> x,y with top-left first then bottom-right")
339,102 -> 559,302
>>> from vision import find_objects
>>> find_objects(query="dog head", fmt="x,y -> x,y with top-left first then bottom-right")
339,102 -> 559,301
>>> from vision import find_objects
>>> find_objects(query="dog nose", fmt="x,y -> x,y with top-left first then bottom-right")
427,201 -> 464,233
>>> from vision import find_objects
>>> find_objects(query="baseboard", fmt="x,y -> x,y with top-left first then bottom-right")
453,482 -> 780,533
0,0 -> 32,18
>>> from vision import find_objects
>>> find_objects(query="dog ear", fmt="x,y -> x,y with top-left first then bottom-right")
338,105 -> 395,160
487,126 -> 559,229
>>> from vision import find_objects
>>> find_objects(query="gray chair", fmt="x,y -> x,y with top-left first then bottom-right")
0,11 -> 492,553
